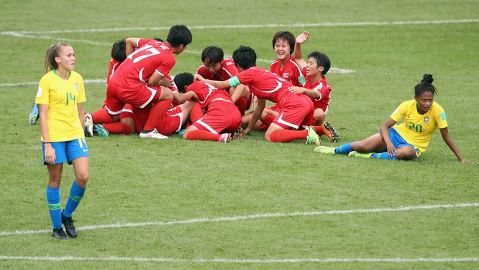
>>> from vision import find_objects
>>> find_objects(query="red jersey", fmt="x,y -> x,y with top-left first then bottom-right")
106,58 -> 122,85
302,67 -> 331,113
269,56 -> 305,87
110,39 -> 176,89
235,67 -> 292,104
186,81 -> 233,110
196,58 -> 238,81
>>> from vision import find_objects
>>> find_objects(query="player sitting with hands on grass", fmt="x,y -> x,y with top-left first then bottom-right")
315,74 -> 469,163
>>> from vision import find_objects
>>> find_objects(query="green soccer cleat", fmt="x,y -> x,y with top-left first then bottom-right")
348,151 -> 372,159
306,126 -> 320,145
94,124 -> 109,138
313,145 -> 336,154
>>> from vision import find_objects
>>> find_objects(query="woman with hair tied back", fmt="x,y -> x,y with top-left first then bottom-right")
315,74 -> 469,163
36,42 -> 90,239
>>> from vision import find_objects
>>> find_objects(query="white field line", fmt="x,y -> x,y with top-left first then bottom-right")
0,79 -> 106,88
1,202 -> 478,237
0,255 -> 478,264
2,19 -> 479,35
0,32 -> 354,75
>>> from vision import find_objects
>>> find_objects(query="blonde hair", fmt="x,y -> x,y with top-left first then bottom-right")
44,42 -> 71,73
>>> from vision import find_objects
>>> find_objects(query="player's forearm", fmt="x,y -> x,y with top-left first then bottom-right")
293,42 -> 302,60
230,84 -> 245,103
204,79 -> 231,90
38,105 -> 51,142
77,103 -> 86,128
304,89 -> 320,99
442,132 -> 464,161
125,38 -> 139,56
248,99 -> 265,130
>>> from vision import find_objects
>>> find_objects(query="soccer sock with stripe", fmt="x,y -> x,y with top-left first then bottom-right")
335,143 -> 352,154
370,152 -> 398,160
63,181 -> 86,218
261,113 -> 275,127
46,185 -> 62,229
185,130 -> 220,141
143,99 -> 172,131
312,125 -> 325,136
269,129 -> 308,142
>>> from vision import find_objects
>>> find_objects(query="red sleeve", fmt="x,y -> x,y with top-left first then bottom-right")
155,55 -> 176,78
196,65 -> 210,78
223,59 -> 238,76
315,82 -> 331,100
137,38 -> 149,48
236,68 -> 256,85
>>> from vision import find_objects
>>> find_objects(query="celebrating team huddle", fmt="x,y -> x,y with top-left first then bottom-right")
32,24 -> 468,239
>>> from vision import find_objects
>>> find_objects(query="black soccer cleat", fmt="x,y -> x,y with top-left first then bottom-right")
322,121 -> 340,142
62,213 -> 77,238
51,228 -> 68,240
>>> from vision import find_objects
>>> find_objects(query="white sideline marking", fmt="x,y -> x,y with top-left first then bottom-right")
0,79 -> 106,88
1,202 -> 477,237
0,31 -> 355,75
1,19 -> 478,35
0,255 -> 477,264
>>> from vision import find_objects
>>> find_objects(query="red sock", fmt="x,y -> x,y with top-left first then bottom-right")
92,108 -> 113,124
269,129 -> 307,142
313,125 -> 325,135
190,103 -> 204,123
262,113 -> 275,127
103,122 -> 132,135
235,97 -> 248,116
185,130 -> 220,141
143,100 -> 172,131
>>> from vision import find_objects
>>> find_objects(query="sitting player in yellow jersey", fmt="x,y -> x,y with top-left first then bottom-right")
315,74 -> 468,162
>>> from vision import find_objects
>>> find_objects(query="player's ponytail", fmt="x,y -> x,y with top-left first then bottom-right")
414,73 -> 437,96
44,42 -> 70,73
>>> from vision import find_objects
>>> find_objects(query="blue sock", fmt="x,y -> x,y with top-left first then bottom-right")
46,186 -> 62,229
335,143 -> 352,155
371,152 -> 398,160
63,181 -> 86,218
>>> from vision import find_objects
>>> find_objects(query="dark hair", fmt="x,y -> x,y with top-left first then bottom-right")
44,42 -> 71,73
167,25 -> 192,48
111,39 -> 126,63
232,46 -> 256,70
272,31 -> 295,54
153,37 -> 163,42
201,46 -> 224,64
414,74 -> 437,97
174,72 -> 194,93
307,51 -> 331,75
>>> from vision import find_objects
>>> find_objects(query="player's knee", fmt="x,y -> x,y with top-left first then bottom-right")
76,173 -> 89,186
314,109 -> 326,122
396,147 -> 417,160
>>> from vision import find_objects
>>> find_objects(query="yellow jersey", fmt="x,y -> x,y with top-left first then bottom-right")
390,99 -> 448,153
35,70 -> 86,142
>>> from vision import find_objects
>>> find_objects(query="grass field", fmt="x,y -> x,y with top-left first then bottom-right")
1,0 -> 479,269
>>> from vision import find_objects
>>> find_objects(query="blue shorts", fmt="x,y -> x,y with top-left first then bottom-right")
389,128 -> 420,157
42,138 -> 89,165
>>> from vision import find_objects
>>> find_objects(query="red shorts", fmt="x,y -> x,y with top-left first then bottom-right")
193,99 -> 241,134
120,104 -> 183,135
105,81 -> 161,115
273,93 -> 314,129
156,106 -> 183,135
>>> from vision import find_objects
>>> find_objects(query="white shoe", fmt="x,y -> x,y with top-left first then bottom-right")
139,128 -> 168,139
218,133 -> 232,143
84,113 -> 94,137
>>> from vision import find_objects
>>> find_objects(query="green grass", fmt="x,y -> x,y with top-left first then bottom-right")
1,0 -> 479,269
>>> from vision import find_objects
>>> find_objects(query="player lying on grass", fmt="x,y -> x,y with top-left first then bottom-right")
196,46 -> 251,115
315,74 -> 469,162
195,46 -> 320,144
174,72 -> 241,142
290,31 -> 339,142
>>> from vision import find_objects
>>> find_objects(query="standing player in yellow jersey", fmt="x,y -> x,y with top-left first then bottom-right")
315,74 -> 468,162
36,42 -> 90,239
